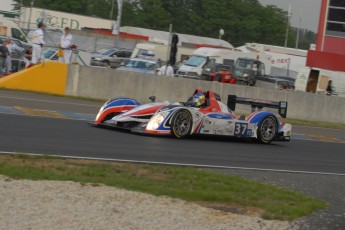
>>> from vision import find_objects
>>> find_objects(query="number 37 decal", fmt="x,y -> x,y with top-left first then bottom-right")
234,123 -> 251,136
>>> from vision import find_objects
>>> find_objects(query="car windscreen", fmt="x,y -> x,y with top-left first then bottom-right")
43,50 -> 57,59
125,60 -> 156,70
184,56 -> 207,67
235,59 -> 252,69
215,65 -> 231,72
12,39 -> 24,48
100,49 -> 115,56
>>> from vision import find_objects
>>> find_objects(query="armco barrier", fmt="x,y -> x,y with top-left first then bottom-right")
0,62 -> 68,95
66,65 -> 345,124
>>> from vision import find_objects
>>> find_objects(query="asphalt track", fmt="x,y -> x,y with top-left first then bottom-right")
1,89 -> 345,229
0,89 -> 344,176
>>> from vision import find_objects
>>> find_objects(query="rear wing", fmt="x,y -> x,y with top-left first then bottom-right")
227,95 -> 288,118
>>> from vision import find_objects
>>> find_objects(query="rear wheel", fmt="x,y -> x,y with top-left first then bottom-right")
170,110 -> 193,138
256,116 -> 277,144
103,61 -> 110,68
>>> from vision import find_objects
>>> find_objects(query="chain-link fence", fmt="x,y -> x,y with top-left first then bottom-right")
24,29 -> 136,53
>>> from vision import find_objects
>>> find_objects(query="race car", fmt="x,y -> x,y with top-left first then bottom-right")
90,89 -> 291,144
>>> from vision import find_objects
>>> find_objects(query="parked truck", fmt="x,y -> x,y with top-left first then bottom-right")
176,47 -> 271,76
232,57 -> 267,85
176,47 -> 271,85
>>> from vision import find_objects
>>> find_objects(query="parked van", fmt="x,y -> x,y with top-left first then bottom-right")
0,16 -> 30,45
176,47 -> 272,78
131,43 -> 194,63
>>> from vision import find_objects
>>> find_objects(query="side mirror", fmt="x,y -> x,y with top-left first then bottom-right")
149,96 -> 156,102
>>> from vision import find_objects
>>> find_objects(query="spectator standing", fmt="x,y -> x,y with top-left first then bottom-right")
158,62 -> 174,77
5,38 -> 15,73
31,23 -> 46,64
326,80 -> 334,96
58,27 -> 73,64
0,40 -> 10,76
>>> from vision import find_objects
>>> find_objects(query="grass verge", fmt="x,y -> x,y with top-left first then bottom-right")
0,153 -> 326,221
286,118 -> 345,130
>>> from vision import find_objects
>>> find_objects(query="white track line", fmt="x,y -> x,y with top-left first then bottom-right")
1,151 -> 345,177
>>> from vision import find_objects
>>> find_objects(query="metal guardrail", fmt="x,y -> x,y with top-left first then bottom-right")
10,58 -> 29,73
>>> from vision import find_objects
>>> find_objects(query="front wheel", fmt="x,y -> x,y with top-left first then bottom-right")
170,110 -> 193,138
256,116 -> 277,144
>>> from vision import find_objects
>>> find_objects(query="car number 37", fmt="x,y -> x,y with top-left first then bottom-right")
234,123 -> 251,136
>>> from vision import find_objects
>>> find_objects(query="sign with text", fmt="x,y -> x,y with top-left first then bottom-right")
21,7 -> 113,30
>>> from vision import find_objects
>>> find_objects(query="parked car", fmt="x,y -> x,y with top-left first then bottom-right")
257,76 -> 295,90
90,48 -> 132,68
210,69 -> 236,84
0,35 -> 32,73
275,79 -> 295,90
43,48 -> 59,61
0,35 -> 31,53
201,63 -> 232,80
117,57 -> 164,74
172,61 -> 185,74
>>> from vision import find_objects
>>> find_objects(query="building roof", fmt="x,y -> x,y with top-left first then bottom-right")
120,26 -> 233,49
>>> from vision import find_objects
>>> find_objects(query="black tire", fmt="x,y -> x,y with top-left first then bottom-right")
248,80 -> 256,86
256,115 -> 277,144
214,74 -> 221,82
103,61 -> 110,67
170,110 -> 193,138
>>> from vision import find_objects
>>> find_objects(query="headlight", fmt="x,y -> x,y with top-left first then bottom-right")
146,113 -> 166,130
94,58 -> 101,61
243,73 -> 249,77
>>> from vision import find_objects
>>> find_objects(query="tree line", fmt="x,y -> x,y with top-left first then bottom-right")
13,0 -> 316,49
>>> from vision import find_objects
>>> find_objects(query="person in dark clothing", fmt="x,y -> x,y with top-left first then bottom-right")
23,47 -> 33,68
326,80 -> 334,96
0,41 -> 10,75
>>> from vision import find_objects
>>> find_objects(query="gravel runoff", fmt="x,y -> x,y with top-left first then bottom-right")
0,175 -> 300,230
213,169 -> 345,230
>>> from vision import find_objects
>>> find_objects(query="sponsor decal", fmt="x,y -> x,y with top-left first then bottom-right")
271,58 -> 291,65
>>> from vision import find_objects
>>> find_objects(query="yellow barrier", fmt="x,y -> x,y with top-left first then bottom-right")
0,62 -> 68,95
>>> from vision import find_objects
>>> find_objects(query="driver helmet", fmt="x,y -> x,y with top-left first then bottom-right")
192,93 -> 206,107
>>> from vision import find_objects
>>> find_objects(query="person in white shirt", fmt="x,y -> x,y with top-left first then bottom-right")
31,23 -> 46,64
5,38 -> 14,73
158,62 -> 174,77
58,27 -> 73,64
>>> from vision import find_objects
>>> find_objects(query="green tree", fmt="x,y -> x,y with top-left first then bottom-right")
122,0 -> 171,30
12,0 -> 315,48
